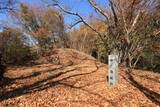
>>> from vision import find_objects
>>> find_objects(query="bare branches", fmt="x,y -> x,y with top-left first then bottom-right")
43,0 -> 159,68
109,0 -> 118,27
87,0 -> 110,20
0,7 -> 13,10
154,30 -> 160,36
127,12 -> 141,35
47,1 -> 105,42
69,20 -> 83,29
0,0 -> 17,12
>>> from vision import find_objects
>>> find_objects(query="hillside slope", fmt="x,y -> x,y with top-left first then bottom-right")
0,49 -> 160,107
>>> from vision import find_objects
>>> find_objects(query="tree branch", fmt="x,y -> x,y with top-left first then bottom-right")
154,30 -> 160,36
69,20 -> 83,29
48,1 -> 105,42
87,0 -> 110,20
109,0 -> 118,27
0,7 -> 14,11
127,12 -> 141,35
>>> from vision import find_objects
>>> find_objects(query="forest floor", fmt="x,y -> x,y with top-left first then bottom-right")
0,49 -> 160,107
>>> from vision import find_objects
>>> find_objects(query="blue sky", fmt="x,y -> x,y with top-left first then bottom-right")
18,0 -> 96,25
0,0 -> 108,45
0,0 -> 108,30
55,0 -> 108,25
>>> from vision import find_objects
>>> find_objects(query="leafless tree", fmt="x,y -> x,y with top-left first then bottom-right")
43,0 -> 159,68
0,0 -> 17,13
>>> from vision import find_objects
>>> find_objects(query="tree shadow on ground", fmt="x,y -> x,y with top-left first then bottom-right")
59,81 -> 116,106
0,60 -> 113,106
123,71 -> 160,105
0,60 -> 76,88
131,73 -> 160,83
0,61 -> 75,98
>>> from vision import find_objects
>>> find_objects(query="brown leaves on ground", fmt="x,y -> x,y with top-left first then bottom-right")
0,49 -> 160,107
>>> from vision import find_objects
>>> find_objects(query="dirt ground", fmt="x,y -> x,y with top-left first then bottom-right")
0,49 -> 160,107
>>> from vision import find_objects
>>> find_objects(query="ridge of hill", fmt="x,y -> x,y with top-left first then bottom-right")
0,49 -> 160,107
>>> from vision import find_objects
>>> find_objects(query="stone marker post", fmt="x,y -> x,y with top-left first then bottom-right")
108,55 -> 118,86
